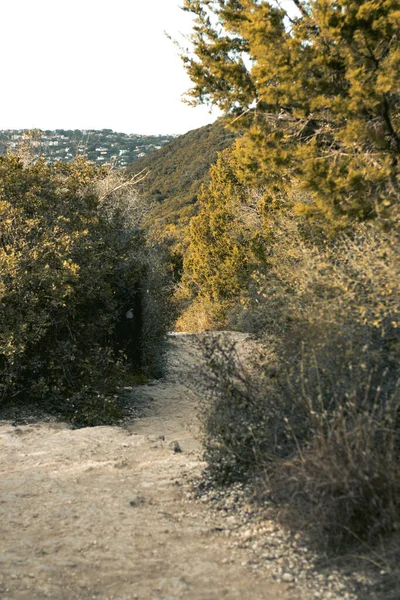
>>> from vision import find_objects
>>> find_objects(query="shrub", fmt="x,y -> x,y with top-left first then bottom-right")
197,334 -> 287,484
274,391 -> 400,549
0,156 -> 170,423
175,297 -> 224,333
200,220 -> 400,549
176,149 -> 269,330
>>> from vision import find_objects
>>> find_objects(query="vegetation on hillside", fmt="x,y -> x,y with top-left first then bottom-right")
179,0 -> 400,559
129,121 -> 235,248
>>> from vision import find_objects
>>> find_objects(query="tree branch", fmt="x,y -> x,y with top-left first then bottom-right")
98,168 -> 150,202
291,0 -> 309,18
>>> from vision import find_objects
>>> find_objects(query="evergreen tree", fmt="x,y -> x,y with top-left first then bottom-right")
182,0 -> 400,225
180,150 -> 265,325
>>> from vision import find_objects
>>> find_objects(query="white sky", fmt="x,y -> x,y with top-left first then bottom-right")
0,0 -> 218,135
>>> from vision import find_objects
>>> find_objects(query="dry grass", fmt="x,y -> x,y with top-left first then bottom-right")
175,297 -> 223,333
200,220 -> 400,553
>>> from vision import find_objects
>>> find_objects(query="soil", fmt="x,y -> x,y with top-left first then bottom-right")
0,334 -> 290,600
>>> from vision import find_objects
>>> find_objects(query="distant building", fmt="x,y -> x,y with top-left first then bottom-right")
0,129 -> 174,168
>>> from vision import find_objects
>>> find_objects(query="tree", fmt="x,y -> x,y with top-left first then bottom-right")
182,0 -> 400,226
178,149 -> 265,326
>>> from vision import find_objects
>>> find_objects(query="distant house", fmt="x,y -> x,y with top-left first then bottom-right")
0,129 -> 174,168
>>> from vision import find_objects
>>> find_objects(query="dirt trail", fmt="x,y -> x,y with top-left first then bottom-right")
0,334 -> 290,600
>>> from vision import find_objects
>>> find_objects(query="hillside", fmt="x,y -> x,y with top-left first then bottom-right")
128,120 -> 235,243
0,129 -> 175,168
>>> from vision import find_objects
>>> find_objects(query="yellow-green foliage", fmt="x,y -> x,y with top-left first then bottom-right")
183,0 -> 400,225
0,156 -> 153,420
236,215 -> 400,334
178,0 -> 400,553
177,149 -> 267,329
128,121 -> 235,249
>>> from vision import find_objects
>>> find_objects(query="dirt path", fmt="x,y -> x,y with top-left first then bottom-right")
0,334 -> 291,600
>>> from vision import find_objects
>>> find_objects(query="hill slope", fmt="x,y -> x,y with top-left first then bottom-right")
128,121 -> 235,242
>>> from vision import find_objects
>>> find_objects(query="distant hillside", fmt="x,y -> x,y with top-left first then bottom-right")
0,129 -> 175,168
128,121 -> 235,243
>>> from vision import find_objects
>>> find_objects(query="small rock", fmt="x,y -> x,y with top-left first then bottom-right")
129,496 -> 146,507
169,440 -> 182,453
114,459 -> 128,469
241,529 -> 253,541
282,572 -> 294,583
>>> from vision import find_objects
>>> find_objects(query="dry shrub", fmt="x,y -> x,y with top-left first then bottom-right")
271,222 -> 400,547
274,374 -> 400,549
175,297 -> 223,333
201,219 -> 400,550
199,335 -> 302,484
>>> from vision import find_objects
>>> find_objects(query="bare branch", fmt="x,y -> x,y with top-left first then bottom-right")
98,168 -> 150,202
291,0 -> 309,18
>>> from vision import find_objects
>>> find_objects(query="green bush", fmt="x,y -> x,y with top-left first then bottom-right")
176,149 -> 268,331
0,156 -> 170,423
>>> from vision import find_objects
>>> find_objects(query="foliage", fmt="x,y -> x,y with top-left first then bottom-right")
182,0 -> 400,226
129,120 -> 235,252
177,0 -> 400,565
198,335 -> 281,483
200,220 -> 400,549
176,149 -> 267,329
0,155 -> 169,424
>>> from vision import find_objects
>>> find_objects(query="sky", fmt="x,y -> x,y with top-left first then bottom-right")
0,0 -> 219,135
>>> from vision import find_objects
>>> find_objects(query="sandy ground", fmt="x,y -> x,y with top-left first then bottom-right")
0,334 -> 291,600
